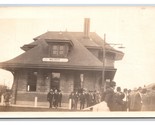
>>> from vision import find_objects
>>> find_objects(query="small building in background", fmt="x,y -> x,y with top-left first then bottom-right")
0,18 -> 124,107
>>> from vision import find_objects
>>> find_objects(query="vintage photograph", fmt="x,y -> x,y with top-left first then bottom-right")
0,6 -> 155,118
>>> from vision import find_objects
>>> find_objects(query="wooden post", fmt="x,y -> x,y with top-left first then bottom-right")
34,97 -> 37,107
1,95 -> 4,105
69,99 -> 72,109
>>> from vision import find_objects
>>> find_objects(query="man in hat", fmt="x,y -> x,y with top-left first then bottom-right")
129,87 -> 142,111
147,86 -> 155,111
53,89 -> 59,109
112,86 -> 125,111
57,90 -> 62,107
141,88 -> 150,111
47,89 -> 54,108
79,91 -> 86,110
104,81 -> 116,111
122,88 -> 128,111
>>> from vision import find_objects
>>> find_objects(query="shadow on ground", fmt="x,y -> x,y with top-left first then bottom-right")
0,106 -> 90,112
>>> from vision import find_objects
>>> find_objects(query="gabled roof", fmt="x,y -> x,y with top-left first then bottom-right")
34,31 -> 124,60
0,31 -> 123,71
0,38 -> 103,71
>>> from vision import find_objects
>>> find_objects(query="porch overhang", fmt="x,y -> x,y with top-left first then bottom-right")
105,68 -> 116,80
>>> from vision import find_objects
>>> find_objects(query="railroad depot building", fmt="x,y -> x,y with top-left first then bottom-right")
0,19 -> 124,107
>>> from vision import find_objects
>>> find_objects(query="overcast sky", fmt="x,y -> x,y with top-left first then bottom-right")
0,6 -> 155,90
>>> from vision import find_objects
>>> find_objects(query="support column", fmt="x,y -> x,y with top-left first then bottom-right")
45,73 -> 51,92
11,71 -> 19,104
1,95 -> 4,105
36,70 -> 46,92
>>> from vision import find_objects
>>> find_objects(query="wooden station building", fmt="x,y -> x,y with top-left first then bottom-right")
0,19 -> 124,107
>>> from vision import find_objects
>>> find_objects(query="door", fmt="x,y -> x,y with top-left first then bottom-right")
74,73 -> 84,92
50,72 -> 60,91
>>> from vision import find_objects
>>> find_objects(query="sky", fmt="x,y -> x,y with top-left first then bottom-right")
0,6 -> 155,90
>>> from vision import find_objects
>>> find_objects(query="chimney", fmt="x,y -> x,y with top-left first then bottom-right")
84,18 -> 90,38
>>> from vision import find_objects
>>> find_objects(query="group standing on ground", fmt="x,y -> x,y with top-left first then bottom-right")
103,81 -> 142,111
103,81 -> 155,112
47,89 -> 62,109
140,86 -> 155,111
47,83 -> 155,112
69,89 -> 101,110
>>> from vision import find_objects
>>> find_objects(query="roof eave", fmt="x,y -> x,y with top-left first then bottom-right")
106,49 -> 124,60
20,44 -> 37,51
0,63 -> 116,71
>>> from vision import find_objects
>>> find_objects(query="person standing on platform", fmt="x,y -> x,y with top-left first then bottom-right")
69,92 -> 75,110
104,81 -> 116,111
58,90 -> 62,107
148,86 -> 155,111
73,91 -> 79,110
47,89 -> 54,108
113,87 -> 125,111
53,89 -> 59,109
122,88 -> 128,111
95,91 -> 101,104
85,91 -> 91,107
79,91 -> 85,110
129,87 -> 142,111
141,88 -> 150,111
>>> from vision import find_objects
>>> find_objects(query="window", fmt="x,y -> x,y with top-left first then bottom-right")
46,39 -> 73,58
59,45 -> 64,55
74,73 -> 84,92
27,71 -> 37,91
52,45 -> 59,55
51,45 -> 65,57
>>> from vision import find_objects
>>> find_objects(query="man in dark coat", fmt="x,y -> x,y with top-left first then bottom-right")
90,91 -> 95,106
53,89 -> 59,108
58,90 -> 62,107
104,81 -> 116,111
85,91 -> 91,107
74,91 -> 79,110
146,86 -> 155,111
113,87 -> 125,111
79,92 -> 85,110
47,89 -> 54,108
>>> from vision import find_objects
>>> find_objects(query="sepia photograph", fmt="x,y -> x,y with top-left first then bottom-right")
0,6 -> 155,118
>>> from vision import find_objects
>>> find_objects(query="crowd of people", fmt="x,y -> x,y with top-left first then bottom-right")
66,82 -> 155,112
68,89 -> 102,110
104,81 -> 126,111
47,82 -> 155,112
2,82 -> 153,112
2,83 -> 155,112
138,86 -> 155,111
47,89 -> 62,109
104,81 -> 155,112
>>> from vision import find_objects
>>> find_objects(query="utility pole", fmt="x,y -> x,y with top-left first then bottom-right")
102,34 -> 106,92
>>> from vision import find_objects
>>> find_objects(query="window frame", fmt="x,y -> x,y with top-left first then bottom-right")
27,71 -> 37,92
50,44 -> 68,58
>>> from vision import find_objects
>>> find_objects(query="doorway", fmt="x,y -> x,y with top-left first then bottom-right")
74,73 -> 84,93
50,72 -> 60,91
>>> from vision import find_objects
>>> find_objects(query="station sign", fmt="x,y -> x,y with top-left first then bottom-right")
42,58 -> 68,62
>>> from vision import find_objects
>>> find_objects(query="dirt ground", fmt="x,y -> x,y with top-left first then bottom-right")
0,105 -> 90,112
